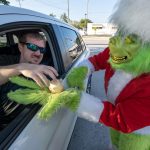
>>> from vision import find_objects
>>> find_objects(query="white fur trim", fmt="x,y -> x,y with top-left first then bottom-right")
110,0 -> 150,42
77,92 -> 104,123
107,70 -> 134,103
107,70 -> 150,135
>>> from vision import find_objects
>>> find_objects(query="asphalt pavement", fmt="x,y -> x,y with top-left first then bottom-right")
67,36 -> 112,150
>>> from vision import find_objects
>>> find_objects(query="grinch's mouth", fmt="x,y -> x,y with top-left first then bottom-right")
111,55 -> 128,63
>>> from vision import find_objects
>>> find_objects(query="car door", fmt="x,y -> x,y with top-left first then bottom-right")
0,8 -> 91,150
7,25 -> 91,150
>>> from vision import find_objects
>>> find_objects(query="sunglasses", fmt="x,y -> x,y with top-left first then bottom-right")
21,42 -> 46,54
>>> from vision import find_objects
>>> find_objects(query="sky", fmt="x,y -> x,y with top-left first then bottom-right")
9,0 -> 118,23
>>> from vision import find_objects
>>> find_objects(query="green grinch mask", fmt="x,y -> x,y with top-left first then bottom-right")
109,34 -> 150,76
109,34 -> 141,64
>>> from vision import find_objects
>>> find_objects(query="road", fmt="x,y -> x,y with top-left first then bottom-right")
67,36 -> 112,150
82,35 -> 110,46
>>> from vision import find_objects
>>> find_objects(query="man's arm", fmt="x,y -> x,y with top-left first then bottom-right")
0,64 -> 20,85
0,63 -> 58,88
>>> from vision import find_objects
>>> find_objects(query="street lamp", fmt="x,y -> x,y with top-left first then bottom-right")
86,0 -> 89,35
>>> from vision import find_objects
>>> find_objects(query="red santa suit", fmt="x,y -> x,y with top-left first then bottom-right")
89,47 -> 150,134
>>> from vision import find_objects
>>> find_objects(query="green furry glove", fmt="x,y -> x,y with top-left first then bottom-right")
66,66 -> 88,90
7,76 -> 82,120
7,66 -> 88,120
38,88 -> 81,119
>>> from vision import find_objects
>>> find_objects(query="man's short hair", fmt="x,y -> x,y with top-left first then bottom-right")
19,32 -> 46,44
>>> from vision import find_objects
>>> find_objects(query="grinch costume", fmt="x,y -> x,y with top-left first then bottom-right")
87,46 -> 150,150
75,0 -> 150,149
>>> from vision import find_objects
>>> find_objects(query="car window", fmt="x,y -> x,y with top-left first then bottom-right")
60,27 -> 86,71
0,28 -> 55,131
78,33 -> 86,52
0,34 -> 7,47
0,27 -> 60,149
13,34 -> 19,44
60,27 -> 84,59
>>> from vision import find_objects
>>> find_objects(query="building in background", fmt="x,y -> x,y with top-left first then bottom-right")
87,23 -> 117,36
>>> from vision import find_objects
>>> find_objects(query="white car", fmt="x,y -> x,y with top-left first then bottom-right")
0,5 -> 91,150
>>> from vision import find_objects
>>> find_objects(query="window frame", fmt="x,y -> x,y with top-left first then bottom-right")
58,26 -> 86,71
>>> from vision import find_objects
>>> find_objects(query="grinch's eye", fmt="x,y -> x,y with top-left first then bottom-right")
124,34 -> 138,44
125,36 -> 134,44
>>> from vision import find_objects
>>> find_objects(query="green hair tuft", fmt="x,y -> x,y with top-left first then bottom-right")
9,76 -> 41,90
7,89 -> 50,105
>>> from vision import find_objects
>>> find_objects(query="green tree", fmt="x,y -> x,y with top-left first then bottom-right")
79,18 -> 92,29
71,21 -> 81,29
92,26 -> 97,35
0,0 -> 10,5
60,13 -> 69,23
49,13 -> 56,17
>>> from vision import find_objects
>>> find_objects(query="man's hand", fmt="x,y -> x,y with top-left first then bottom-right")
18,63 -> 58,88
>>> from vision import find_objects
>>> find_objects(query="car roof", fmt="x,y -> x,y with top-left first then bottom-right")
0,5 -> 78,32
0,5 -> 61,22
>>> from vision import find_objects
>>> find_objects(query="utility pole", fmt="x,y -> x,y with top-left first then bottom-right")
16,0 -> 22,8
85,13 -> 87,35
67,0 -> 70,20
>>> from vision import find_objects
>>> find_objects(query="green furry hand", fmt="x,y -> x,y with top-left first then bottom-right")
38,88 -> 81,119
8,66 -> 88,120
66,66 -> 88,90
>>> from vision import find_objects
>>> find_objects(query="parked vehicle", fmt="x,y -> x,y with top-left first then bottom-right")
0,5 -> 91,150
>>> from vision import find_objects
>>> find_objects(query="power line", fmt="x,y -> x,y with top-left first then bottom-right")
88,11 -> 112,14
36,0 -> 67,11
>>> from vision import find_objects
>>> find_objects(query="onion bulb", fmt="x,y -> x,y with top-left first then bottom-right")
49,79 -> 64,93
